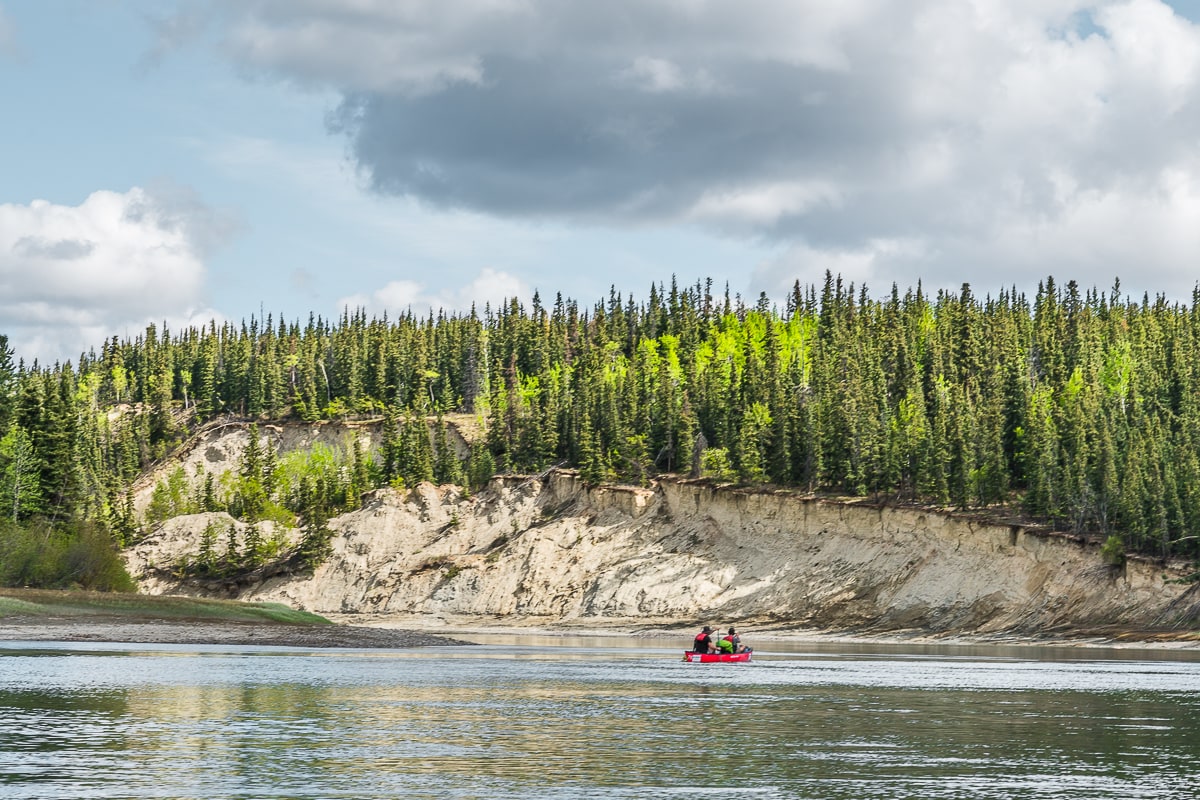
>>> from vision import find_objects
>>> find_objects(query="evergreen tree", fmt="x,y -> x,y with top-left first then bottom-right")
6,272 -> 1200,570
0,426 -> 42,520
243,522 -> 264,567
0,335 -> 15,433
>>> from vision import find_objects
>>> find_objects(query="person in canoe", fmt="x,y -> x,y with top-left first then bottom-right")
722,627 -> 750,654
693,625 -> 716,653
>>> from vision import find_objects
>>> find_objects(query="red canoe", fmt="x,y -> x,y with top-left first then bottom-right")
682,651 -> 752,663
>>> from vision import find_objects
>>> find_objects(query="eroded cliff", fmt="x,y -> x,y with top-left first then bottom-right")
125,469 -> 1200,636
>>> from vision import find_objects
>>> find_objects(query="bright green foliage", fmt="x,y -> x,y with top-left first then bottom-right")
701,447 -> 737,482
146,466 -> 194,525
0,425 -> 42,521
0,335 -> 15,434
4,273 -> 1200,569
275,441 -> 351,516
1100,534 -> 1126,567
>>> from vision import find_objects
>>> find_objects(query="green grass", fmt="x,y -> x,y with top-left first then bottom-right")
0,588 -> 332,625
0,597 -> 47,616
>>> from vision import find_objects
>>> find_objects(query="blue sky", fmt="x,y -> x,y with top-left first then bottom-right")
3,1 -> 1200,365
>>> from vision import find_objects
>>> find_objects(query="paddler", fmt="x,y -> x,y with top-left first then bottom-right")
723,627 -> 751,654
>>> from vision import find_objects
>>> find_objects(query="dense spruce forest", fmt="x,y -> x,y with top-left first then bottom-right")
2,273 -> 1200,588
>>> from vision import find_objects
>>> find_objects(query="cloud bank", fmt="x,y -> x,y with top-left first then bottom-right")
337,267 -> 529,318
194,1 -> 1200,299
0,188 -> 220,365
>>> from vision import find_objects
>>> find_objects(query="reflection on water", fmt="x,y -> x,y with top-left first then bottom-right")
1,639 -> 1199,799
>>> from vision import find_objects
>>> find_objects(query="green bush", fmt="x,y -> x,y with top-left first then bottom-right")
0,519 -> 135,591
1100,534 -> 1126,568
63,526 -> 138,592
701,447 -> 738,482
258,500 -> 296,529
146,467 -> 194,525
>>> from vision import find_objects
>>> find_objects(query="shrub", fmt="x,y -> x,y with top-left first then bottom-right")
701,447 -> 738,482
258,500 -> 296,529
0,519 -> 135,591
62,525 -> 138,592
1100,535 -> 1126,568
294,517 -> 334,570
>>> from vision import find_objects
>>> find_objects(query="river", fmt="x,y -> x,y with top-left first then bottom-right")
2,635 -> 1198,799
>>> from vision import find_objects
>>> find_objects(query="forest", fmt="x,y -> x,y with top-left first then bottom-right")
2,273 -> 1199,588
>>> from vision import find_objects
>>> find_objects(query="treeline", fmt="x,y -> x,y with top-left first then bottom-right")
2,274 -> 1200,577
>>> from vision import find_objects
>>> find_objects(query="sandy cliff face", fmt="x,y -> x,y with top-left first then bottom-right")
125,470 -> 1200,635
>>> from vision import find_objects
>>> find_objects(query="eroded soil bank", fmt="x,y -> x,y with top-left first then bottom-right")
124,470 -> 1200,642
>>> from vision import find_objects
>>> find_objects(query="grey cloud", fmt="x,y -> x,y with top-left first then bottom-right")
331,53 -> 902,223
13,236 -> 95,260
199,0 -> 922,218
193,1 -> 1200,297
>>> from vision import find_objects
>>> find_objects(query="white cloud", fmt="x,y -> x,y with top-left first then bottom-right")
0,188 -> 221,365
208,0 -> 530,94
339,279 -> 424,313
752,161 -> 1200,302
981,162 -> 1200,288
338,267 -> 529,318
1100,0 -> 1200,111
751,238 -> 931,299
688,180 -> 843,229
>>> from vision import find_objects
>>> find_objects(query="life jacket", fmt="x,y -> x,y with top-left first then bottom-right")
716,637 -> 734,653
693,632 -> 711,653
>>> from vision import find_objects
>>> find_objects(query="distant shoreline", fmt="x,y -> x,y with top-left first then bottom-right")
2,585 -> 1195,651
0,616 -> 472,648
0,588 -> 471,649
321,612 -> 1200,651
2,614 -> 1197,651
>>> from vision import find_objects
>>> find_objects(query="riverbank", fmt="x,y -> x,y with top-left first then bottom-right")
3,589 -> 1195,651
322,611 -> 1200,651
1,611 -> 1196,650
0,589 -> 471,648
0,618 -> 471,648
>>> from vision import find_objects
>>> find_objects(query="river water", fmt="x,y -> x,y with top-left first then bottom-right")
2,635 -> 1199,799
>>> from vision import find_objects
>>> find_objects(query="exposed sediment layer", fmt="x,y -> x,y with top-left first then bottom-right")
126,470 -> 1200,636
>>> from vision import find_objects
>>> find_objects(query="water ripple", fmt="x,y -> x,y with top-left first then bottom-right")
2,642 -> 1199,799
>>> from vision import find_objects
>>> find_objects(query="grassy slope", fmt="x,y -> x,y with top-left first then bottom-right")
0,588 -> 332,625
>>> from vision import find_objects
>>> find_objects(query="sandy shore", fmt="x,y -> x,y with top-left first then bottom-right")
2,610 -> 1196,651
321,612 -> 1200,651
0,616 -> 473,648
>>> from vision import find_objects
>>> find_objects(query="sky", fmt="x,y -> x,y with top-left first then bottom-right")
3,1 -> 1200,366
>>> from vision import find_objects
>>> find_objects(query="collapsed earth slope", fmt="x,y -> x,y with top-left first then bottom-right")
123,421 -> 1200,636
